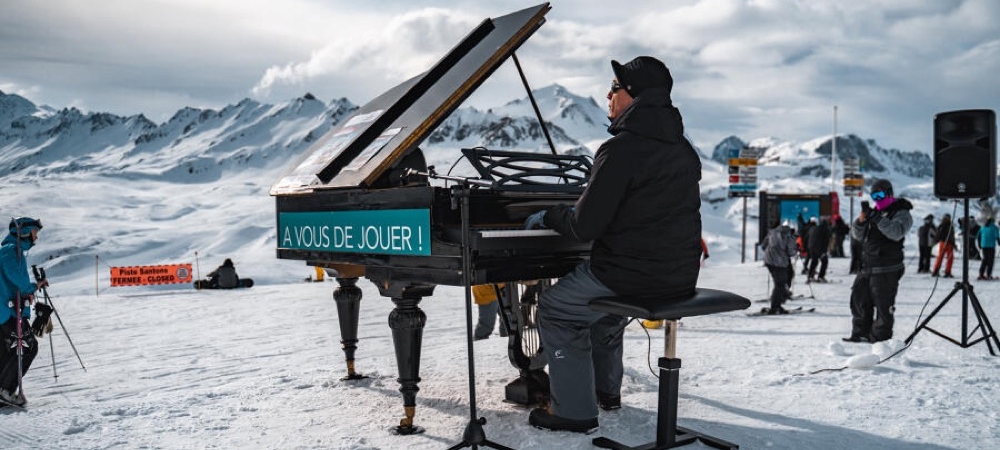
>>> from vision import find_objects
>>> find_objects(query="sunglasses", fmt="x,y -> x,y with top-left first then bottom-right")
611,80 -> 624,93
870,191 -> 887,201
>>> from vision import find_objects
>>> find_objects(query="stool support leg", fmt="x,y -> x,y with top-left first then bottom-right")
664,320 -> 677,359
591,321 -> 739,450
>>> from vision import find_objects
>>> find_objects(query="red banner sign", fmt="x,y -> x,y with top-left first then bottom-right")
110,264 -> 193,287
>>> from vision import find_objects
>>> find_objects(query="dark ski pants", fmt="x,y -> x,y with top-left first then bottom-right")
980,247 -> 996,278
807,253 -> 828,279
849,238 -> 863,274
536,262 -> 625,420
832,237 -> 845,258
766,264 -> 791,311
918,245 -> 932,273
474,300 -> 499,340
0,317 -> 38,392
849,269 -> 903,342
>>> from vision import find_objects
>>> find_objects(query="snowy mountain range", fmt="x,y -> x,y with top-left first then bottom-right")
0,87 -> 956,293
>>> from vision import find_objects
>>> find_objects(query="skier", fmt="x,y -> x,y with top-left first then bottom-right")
932,214 -> 956,278
977,217 -> 999,280
806,218 -> 831,282
762,221 -> 798,314
0,217 -> 47,407
916,214 -> 936,273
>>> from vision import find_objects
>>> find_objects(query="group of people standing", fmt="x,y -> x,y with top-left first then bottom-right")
916,212 -> 1000,280
763,178 -> 915,343
796,214 -> 851,284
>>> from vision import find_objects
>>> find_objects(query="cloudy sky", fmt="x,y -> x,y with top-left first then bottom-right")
2,0 -> 998,152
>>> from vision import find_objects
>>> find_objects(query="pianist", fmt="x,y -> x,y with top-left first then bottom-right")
522,56 -> 702,433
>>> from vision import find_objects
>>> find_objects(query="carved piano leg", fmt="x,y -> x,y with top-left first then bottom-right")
333,277 -> 367,381
389,295 -> 427,435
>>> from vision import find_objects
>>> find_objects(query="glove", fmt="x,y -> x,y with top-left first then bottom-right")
524,210 -> 547,230
32,317 -> 53,337
31,302 -> 53,337
703,254 -> 709,260
869,209 -> 884,225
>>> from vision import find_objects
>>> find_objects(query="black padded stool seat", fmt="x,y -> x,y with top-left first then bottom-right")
589,287 -> 751,321
589,287 -> 750,450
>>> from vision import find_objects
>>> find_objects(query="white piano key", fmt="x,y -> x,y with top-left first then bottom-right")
478,229 -> 561,238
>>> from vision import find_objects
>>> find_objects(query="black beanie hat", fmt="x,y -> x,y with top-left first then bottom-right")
611,56 -> 672,98
871,178 -> 894,197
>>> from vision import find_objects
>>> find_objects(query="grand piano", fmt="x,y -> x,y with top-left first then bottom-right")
271,3 -> 591,434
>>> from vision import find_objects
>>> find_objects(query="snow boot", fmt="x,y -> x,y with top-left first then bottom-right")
529,407 -> 598,434
0,389 -> 25,407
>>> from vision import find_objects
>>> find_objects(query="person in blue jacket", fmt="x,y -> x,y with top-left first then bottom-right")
0,217 -> 47,406
977,217 -> 1000,280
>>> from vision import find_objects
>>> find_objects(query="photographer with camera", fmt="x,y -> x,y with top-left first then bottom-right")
844,180 -> 913,343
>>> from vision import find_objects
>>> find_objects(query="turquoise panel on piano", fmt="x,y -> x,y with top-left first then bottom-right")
278,209 -> 432,256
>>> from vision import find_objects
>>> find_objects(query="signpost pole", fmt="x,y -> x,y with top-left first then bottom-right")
728,145 -> 760,264
741,197 -> 748,264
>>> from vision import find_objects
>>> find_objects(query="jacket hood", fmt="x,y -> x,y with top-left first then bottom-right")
1,233 -> 33,250
607,88 -> 684,144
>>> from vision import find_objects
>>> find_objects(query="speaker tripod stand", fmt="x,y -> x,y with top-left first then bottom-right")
905,198 -> 1000,355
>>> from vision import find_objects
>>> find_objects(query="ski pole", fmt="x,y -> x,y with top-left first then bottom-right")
32,266 -> 87,372
13,292 -> 26,400
12,218 -> 27,401
44,292 -> 57,381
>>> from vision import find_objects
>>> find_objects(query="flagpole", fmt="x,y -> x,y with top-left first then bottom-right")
831,105 -> 838,193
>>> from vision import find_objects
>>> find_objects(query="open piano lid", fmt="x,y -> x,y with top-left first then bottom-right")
270,3 -> 551,195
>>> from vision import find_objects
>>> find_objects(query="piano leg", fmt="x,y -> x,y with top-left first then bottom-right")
389,295 -> 428,435
333,277 -> 366,381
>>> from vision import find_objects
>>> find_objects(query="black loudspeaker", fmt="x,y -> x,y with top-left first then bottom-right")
934,109 -> 996,199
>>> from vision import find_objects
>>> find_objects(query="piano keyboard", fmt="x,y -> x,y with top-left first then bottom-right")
478,229 -> 561,238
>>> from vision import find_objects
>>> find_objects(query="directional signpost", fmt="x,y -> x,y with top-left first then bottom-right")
843,158 -> 863,220
729,146 -> 762,263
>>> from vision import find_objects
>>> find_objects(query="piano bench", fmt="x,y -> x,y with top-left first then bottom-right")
589,288 -> 750,450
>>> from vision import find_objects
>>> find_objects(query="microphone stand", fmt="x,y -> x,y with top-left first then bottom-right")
408,168 -> 515,450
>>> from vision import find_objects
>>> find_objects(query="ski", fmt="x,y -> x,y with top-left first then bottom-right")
754,294 -> 807,303
748,306 -> 817,317
806,278 -> 843,284
0,395 -> 27,410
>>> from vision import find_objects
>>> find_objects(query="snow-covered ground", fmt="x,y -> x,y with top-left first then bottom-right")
3,255 -> 998,449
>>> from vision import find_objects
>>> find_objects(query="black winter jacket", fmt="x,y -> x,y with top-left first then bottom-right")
936,220 -> 956,246
852,198 -> 914,274
544,87 -> 701,298
807,221 -> 831,255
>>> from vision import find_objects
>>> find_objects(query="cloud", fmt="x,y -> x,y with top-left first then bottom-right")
251,8 -> 480,101
2,0 -> 997,152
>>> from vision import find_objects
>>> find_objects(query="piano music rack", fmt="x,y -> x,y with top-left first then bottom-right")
461,147 -> 591,193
